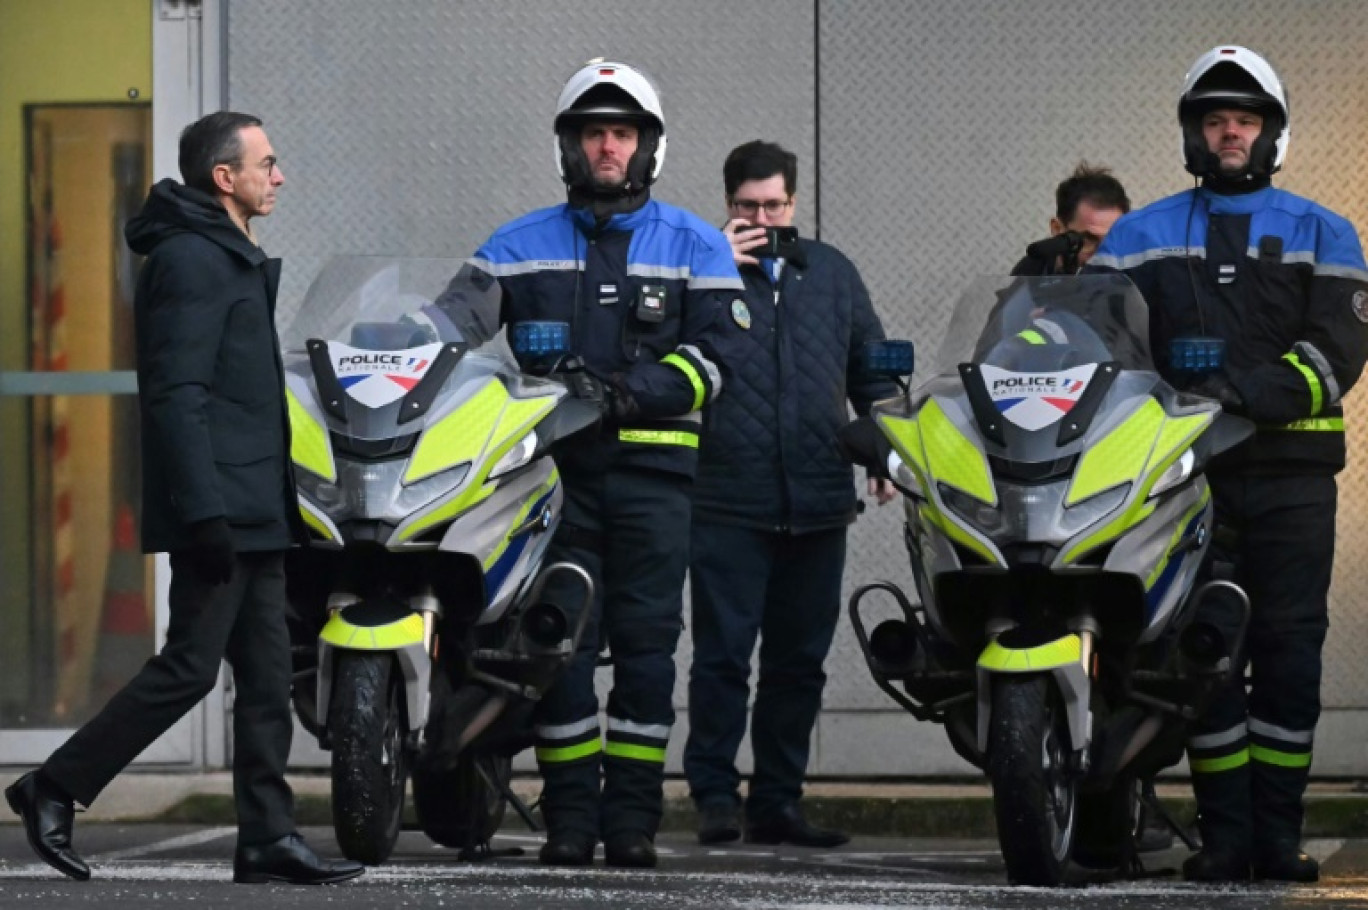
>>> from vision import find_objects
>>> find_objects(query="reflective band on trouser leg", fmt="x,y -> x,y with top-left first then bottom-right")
535,717 -> 603,766
604,717 -> 670,765
1250,725 -> 1315,846
1187,731 -> 1253,852
1250,745 -> 1313,768
661,352 -> 707,412
1282,351 -> 1324,416
602,717 -> 671,838
1189,747 -> 1250,774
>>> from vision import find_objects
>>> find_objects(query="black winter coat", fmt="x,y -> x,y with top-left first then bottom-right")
125,179 -> 303,553
693,238 -> 898,533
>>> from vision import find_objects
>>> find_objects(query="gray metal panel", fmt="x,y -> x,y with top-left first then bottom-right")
820,0 -> 1368,715
226,0 -> 816,328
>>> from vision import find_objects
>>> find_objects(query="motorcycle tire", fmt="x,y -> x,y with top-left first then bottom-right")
328,652 -> 409,865
412,751 -> 511,849
987,673 -> 1078,886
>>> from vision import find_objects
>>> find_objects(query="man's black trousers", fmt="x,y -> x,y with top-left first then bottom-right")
1187,473 -> 1335,856
43,550 -> 296,846
683,522 -> 847,822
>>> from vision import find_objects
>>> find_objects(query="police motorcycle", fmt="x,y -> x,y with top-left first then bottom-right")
842,274 -> 1254,886
280,256 -> 598,865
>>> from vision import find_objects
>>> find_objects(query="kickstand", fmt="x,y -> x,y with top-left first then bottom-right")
1140,785 -> 1199,851
479,759 -> 542,833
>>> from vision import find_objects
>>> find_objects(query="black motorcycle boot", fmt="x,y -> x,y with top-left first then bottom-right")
1183,762 -> 1251,882
1252,761 -> 1316,882
536,759 -> 601,867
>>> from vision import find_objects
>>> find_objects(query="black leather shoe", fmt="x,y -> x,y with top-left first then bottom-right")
5,770 -> 89,881
1182,846 -> 1251,882
604,831 -> 658,868
539,830 -> 596,866
1255,845 -> 1319,882
746,804 -> 849,848
232,833 -> 364,885
697,802 -> 741,845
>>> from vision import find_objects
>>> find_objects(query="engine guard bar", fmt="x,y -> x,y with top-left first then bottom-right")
467,560 -> 595,700
1125,577 -> 1251,721
848,581 -> 964,722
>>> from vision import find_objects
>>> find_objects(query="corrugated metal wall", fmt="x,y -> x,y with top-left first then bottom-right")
227,0 -> 1368,776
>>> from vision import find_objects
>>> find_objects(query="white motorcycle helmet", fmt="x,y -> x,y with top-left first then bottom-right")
1178,45 -> 1289,179
553,60 -> 667,193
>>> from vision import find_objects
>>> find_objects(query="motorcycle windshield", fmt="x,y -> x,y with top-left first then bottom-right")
280,256 -> 508,441
281,256 -> 499,353
941,274 -> 1153,377
908,274 -> 1160,469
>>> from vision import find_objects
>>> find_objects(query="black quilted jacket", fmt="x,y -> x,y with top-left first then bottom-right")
693,238 -> 898,533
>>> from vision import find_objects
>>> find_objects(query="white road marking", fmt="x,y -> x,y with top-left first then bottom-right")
87,826 -> 236,862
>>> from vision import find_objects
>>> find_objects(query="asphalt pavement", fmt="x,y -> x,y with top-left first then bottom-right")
1,824 -> 1368,909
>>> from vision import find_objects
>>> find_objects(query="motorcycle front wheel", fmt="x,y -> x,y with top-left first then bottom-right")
986,673 -> 1077,886
328,651 -> 409,865
412,751 -> 511,850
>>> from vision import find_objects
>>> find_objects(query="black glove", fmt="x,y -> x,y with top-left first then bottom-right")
837,415 -> 892,475
559,368 -> 638,421
1187,372 -> 1246,415
185,517 -> 235,586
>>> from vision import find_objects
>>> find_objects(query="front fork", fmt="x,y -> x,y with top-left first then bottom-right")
315,590 -> 438,750
975,616 -> 1099,774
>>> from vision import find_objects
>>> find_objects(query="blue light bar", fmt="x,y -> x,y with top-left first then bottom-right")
512,321 -> 572,360
1170,336 -> 1225,375
862,340 -> 915,378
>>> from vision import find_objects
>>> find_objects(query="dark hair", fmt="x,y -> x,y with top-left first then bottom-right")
723,140 -> 798,198
1055,162 -> 1130,223
178,111 -> 263,194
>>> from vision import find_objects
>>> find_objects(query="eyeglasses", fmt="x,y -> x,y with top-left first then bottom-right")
260,156 -> 278,177
729,197 -> 791,217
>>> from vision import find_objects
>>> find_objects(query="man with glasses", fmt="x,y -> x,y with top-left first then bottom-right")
683,140 -> 898,848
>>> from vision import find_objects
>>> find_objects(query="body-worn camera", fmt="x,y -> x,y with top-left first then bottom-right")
745,225 -> 799,259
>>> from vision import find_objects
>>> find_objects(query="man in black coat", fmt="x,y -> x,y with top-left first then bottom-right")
4,111 -> 362,886
684,141 -> 898,848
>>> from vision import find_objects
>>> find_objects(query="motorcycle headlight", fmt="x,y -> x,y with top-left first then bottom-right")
1149,448 -> 1194,499
941,481 -> 1128,543
489,430 -> 538,480
395,463 -> 470,514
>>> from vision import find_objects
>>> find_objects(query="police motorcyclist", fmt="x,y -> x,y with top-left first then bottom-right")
1089,45 -> 1368,883
439,60 -> 744,869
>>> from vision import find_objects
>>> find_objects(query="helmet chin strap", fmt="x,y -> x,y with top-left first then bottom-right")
567,180 -> 651,222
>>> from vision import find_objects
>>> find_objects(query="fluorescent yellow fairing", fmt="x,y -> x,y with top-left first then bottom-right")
396,382 -> 557,542
299,504 -> 336,542
978,634 -> 1082,672
1068,399 -> 1210,506
320,611 -> 424,650
878,400 -> 994,505
287,389 -> 336,482
1061,401 -> 1212,564
878,402 -> 1001,567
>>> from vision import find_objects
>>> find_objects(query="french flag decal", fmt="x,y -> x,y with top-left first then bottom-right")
979,364 -> 1096,432
327,341 -> 445,409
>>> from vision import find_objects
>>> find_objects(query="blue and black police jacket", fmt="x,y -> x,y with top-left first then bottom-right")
471,198 -> 746,478
1090,184 -> 1368,474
